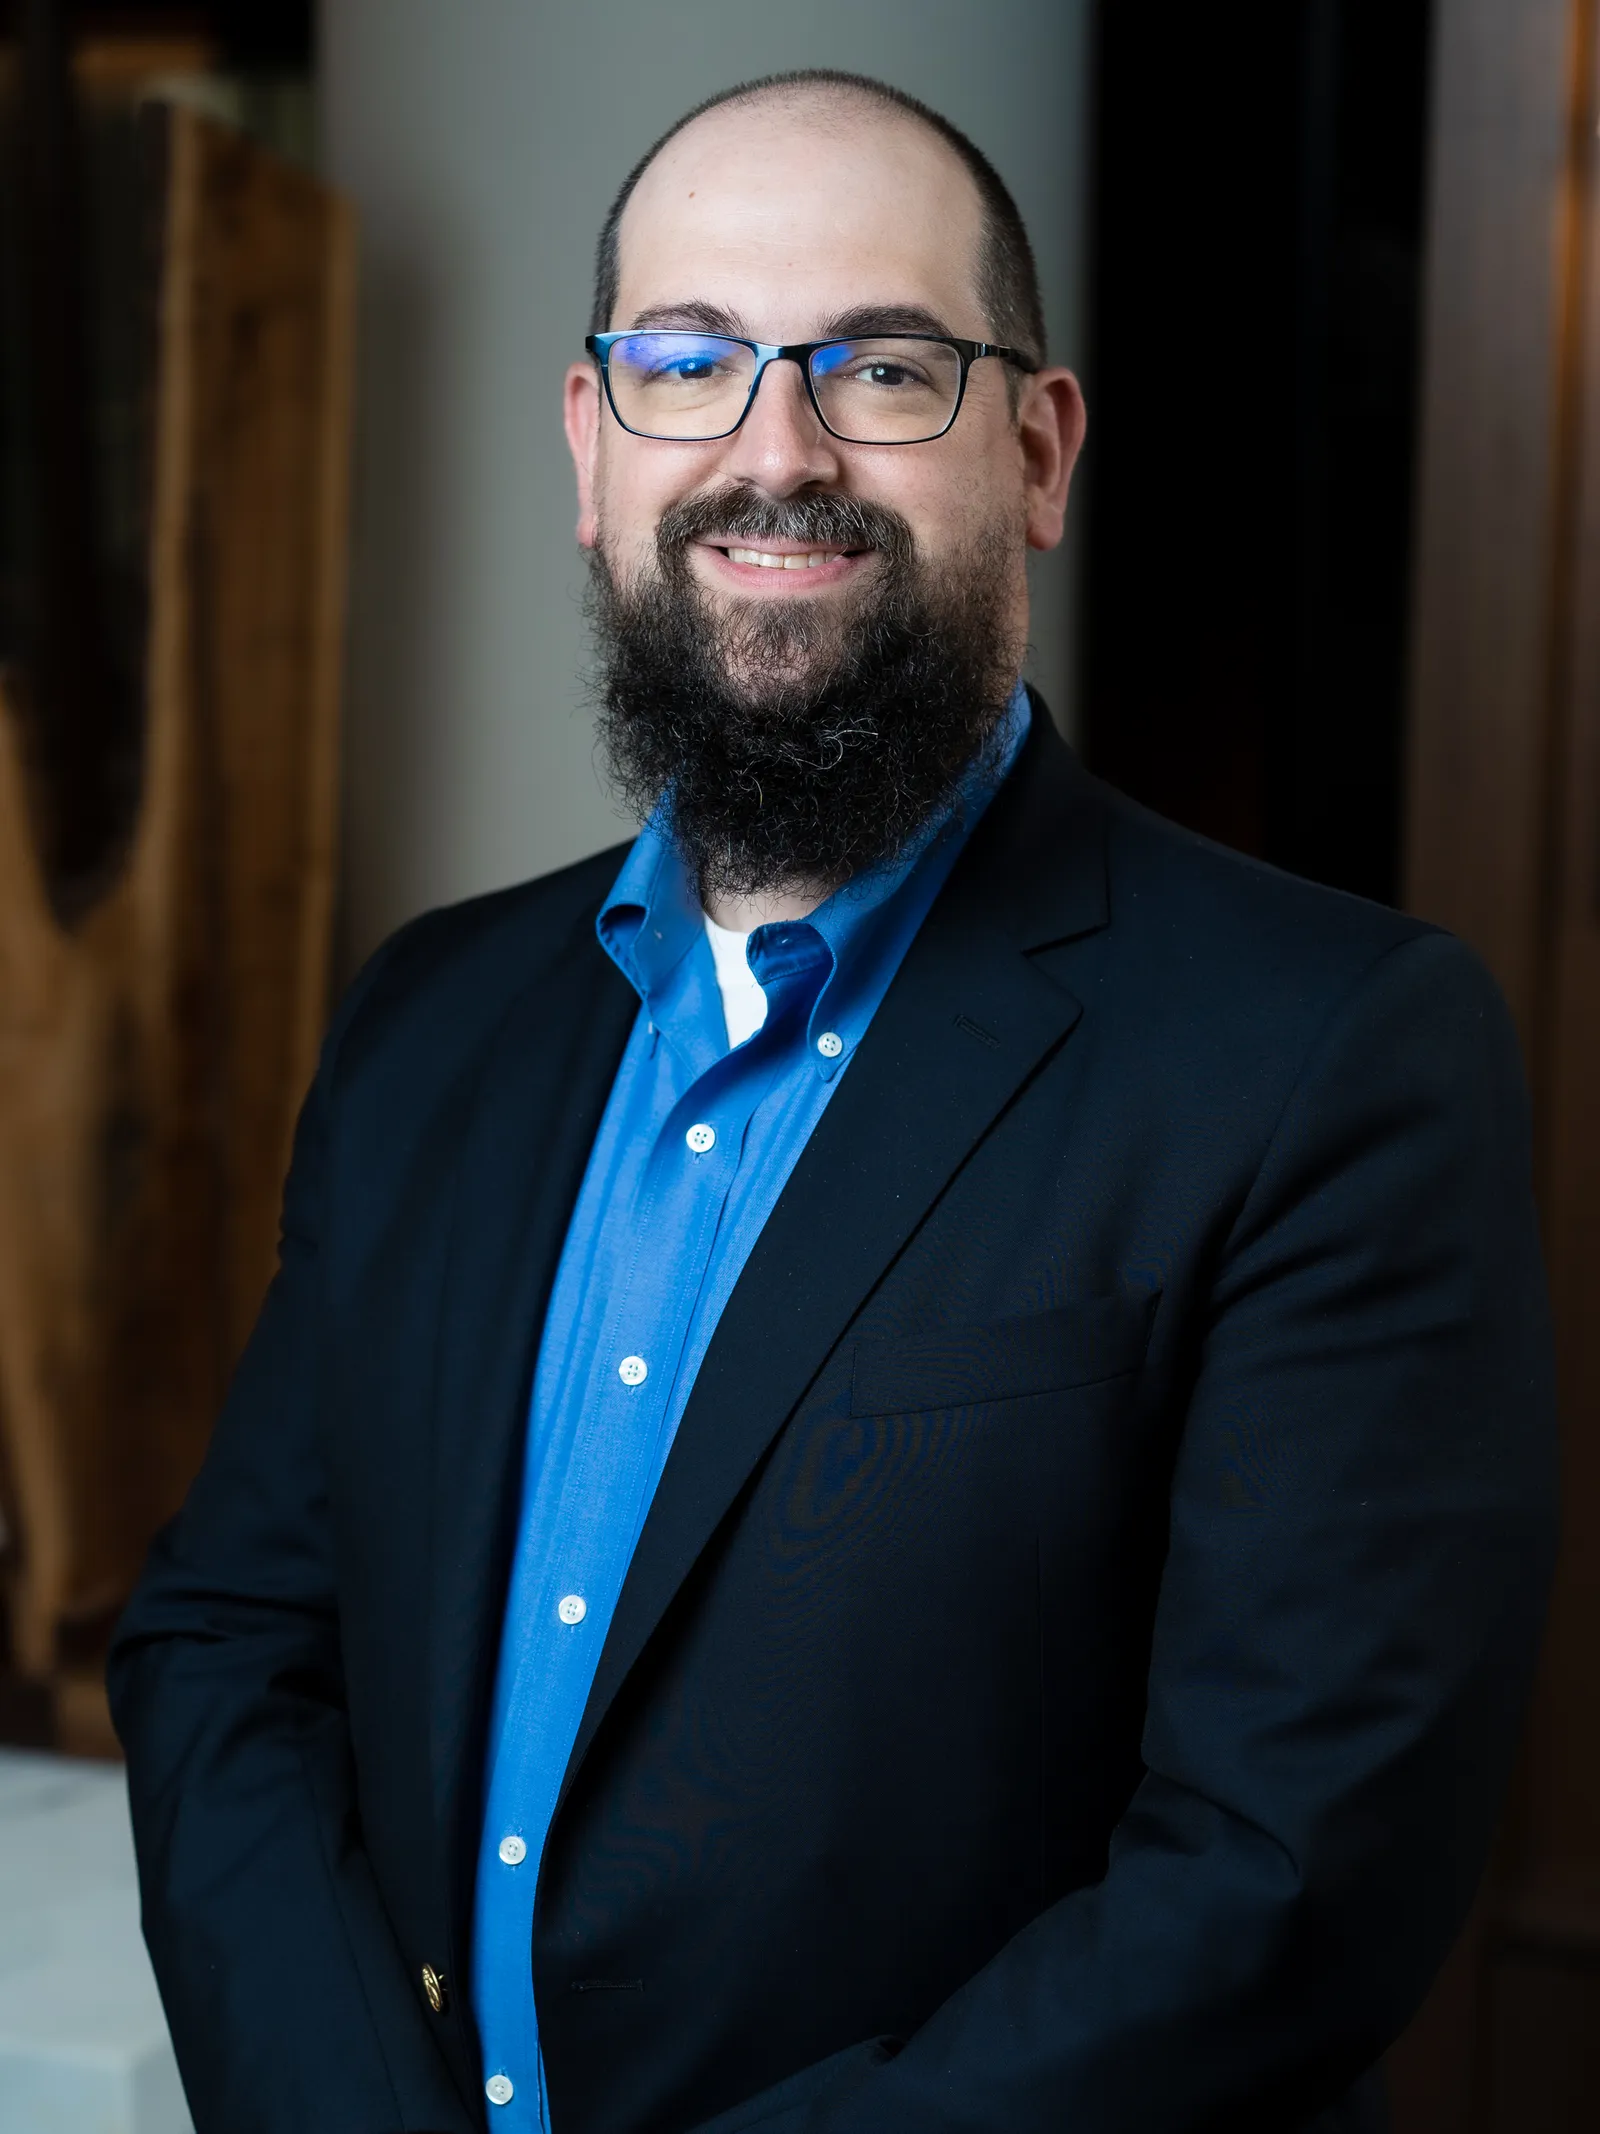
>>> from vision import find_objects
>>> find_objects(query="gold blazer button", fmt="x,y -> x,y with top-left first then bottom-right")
421,1963 -> 448,2015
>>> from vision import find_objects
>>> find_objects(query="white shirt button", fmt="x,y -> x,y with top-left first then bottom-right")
816,1030 -> 844,1059
498,1833 -> 527,1866
486,2074 -> 515,2106
557,1594 -> 587,1625
618,1353 -> 648,1386
685,1122 -> 716,1154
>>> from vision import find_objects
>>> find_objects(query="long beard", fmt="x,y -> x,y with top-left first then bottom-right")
587,483 -> 1023,904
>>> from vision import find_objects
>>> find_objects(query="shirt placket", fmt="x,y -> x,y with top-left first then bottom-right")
481,1035 -> 781,2125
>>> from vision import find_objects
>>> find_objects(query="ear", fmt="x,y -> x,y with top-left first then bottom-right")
564,360 -> 603,548
1019,368 -> 1086,553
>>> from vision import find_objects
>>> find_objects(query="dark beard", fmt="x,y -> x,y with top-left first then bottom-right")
587,483 -> 1022,904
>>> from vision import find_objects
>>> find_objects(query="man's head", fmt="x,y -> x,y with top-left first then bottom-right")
564,71 -> 1085,911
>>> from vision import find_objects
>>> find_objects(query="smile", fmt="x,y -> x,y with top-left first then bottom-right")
722,546 -> 856,570
691,538 -> 874,594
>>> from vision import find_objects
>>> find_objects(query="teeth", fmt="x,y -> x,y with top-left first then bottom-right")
725,547 -> 845,570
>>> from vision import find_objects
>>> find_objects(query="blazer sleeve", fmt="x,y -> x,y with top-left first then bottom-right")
716,928 -> 1560,2134
107,932 -> 474,2134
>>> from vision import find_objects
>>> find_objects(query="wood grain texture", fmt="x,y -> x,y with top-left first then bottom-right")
0,104 -> 352,1698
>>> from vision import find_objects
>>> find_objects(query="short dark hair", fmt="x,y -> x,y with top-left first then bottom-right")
589,69 -> 1046,368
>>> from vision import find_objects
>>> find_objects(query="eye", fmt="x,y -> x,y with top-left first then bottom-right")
617,334 -> 741,386
659,354 -> 718,382
847,357 -> 932,390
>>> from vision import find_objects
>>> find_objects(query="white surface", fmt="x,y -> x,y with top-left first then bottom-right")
704,916 -> 769,1047
0,1751 -> 192,2134
320,0 -> 1093,972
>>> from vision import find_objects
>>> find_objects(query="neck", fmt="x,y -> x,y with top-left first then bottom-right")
702,882 -> 832,932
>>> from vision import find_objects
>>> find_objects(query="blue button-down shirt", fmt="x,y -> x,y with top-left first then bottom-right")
470,687 -> 1031,2126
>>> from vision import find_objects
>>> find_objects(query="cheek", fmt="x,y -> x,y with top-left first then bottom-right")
592,440 -> 715,564
858,422 -> 1023,552
958,448 -> 1031,558
898,467 -> 1021,564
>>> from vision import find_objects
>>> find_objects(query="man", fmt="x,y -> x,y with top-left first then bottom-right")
110,70 -> 1556,2134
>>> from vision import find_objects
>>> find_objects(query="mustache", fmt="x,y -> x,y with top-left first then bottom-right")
654,483 -> 915,570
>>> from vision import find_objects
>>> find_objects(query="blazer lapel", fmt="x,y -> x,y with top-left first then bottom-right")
426,912 -> 638,1926
560,709 -> 1111,1806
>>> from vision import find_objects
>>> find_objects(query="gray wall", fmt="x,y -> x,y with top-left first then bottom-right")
320,1 -> 1091,968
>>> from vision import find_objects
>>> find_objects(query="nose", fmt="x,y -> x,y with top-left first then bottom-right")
719,356 -> 843,496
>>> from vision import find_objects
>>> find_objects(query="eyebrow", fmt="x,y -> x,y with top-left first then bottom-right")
625,300 -> 751,335
621,299 -> 964,342
817,302 -> 960,341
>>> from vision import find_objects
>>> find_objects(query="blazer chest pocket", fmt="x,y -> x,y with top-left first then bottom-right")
850,1291 -> 1159,1417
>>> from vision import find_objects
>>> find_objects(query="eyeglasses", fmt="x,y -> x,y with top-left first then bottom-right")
585,330 -> 1037,445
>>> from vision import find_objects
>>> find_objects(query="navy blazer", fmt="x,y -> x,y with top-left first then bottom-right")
109,705 -> 1557,2134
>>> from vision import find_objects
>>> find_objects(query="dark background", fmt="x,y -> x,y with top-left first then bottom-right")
0,0 -> 312,65
1081,0 -> 1434,907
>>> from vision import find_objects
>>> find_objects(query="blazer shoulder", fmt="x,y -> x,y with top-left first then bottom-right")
1046,776 -> 1523,1172
1086,771 -> 1444,990
325,840 -> 633,1084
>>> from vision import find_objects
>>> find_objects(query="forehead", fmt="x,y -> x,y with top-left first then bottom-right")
613,96 -> 988,339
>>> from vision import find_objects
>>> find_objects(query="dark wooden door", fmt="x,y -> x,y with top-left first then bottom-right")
1391,2 -> 1600,2127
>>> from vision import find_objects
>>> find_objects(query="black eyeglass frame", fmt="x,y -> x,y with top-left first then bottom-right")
584,330 -> 1038,444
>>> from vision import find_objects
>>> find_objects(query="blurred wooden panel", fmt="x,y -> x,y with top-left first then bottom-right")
172,111 -> 353,1366
1403,0 -> 1577,1043
0,103 -> 352,1737
1531,0 -> 1600,1894
1396,0 -> 1600,2127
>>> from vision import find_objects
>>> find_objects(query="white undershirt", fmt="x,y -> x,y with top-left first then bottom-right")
702,914 -> 769,1049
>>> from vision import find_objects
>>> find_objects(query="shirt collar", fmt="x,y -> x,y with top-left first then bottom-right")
598,681 -> 1033,1062
597,815 -> 703,1002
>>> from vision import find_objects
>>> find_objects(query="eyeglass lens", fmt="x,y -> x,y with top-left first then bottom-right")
604,333 -> 964,443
